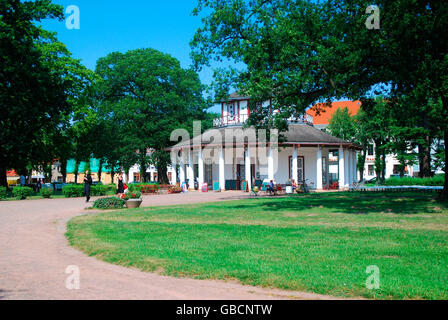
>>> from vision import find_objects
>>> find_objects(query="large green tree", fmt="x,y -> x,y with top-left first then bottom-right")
0,0 -> 68,187
191,0 -> 448,197
96,48 -> 209,183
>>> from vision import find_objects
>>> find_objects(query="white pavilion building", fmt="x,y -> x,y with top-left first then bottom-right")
169,92 -> 360,191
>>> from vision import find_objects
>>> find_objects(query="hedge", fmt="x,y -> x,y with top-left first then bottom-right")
12,186 -> 34,200
0,186 -> 7,199
39,187 -> 53,198
92,197 -> 124,209
383,175 -> 445,186
62,185 -> 84,197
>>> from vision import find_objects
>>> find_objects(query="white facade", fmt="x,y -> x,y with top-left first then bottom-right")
169,95 -> 359,190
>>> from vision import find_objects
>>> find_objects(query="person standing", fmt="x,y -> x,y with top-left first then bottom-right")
36,179 -> 42,193
117,172 -> 124,195
84,170 -> 92,202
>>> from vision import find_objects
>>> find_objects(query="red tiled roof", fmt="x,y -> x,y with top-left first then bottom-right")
307,101 -> 361,125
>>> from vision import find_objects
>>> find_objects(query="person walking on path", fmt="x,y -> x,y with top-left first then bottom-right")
117,172 -> 125,195
84,170 -> 92,202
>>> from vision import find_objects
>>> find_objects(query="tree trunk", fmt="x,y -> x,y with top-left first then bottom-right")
98,159 -> 103,184
374,140 -> 382,184
60,158 -> 67,183
157,165 -> 169,184
441,128 -> 448,200
139,150 -> 147,183
358,148 -> 367,182
0,165 -> 7,188
440,97 -> 448,200
418,140 -> 432,178
381,149 -> 386,183
74,161 -> 79,184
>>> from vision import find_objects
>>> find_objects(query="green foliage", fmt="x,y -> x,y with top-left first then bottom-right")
95,48 -> 210,183
383,175 -> 445,187
92,197 -> 124,209
0,186 -> 7,199
327,107 -> 357,142
12,186 -> 34,200
120,191 -> 142,200
91,185 -> 106,196
39,187 -> 53,198
62,184 -> 84,198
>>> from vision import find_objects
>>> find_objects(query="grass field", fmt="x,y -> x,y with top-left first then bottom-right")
66,192 -> 448,299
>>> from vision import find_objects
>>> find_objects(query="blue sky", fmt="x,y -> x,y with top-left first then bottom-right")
41,0 -> 216,90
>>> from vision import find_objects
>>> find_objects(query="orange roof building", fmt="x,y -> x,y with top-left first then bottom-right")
307,101 -> 362,127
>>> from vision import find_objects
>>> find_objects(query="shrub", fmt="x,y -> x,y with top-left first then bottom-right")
140,184 -> 158,193
92,197 -> 124,209
168,185 -> 182,194
12,186 -> 34,200
91,184 -> 107,196
39,187 -> 53,198
0,186 -> 7,199
62,184 -> 84,198
383,175 -> 444,186
107,184 -> 117,193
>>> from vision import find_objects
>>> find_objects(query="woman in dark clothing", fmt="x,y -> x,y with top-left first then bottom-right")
117,172 -> 125,195
84,170 -> 92,202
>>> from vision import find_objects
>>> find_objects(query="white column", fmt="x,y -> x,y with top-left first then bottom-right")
219,147 -> 225,191
344,149 -> 350,187
245,146 -> 251,191
292,145 -> 298,183
353,150 -> 358,183
198,147 -> 204,187
339,146 -> 345,188
188,148 -> 194,189
171,163 -> 177,185
346,150 -> 351,185
179,150 -> 185,184
268,145 -> 274,181
316,146 -> 323,190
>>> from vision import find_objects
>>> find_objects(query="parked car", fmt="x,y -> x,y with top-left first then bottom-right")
365,177 -> 377,184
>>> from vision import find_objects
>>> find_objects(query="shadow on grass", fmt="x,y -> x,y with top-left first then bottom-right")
223,192 -> 448,215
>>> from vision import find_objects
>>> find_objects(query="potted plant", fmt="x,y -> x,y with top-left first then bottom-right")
120,191 -> 143,208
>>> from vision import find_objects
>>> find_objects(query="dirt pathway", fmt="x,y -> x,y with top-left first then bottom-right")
0,192 -> 345,300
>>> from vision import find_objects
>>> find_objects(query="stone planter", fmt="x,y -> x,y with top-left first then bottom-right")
125,199 -> 142,208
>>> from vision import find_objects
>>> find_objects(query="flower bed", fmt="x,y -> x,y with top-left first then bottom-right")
119,191 -> 142,200
168,185 -> 182,194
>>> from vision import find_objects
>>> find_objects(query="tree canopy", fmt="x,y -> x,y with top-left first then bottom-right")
95,48 -> 209,183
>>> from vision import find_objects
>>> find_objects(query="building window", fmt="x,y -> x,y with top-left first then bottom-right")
133,173 -> 140,183
329,149 -> 338,162
289,156 -> 305,182
228,103 -> 235,119
367,144 -> 374,156
368,165 -> 375,176
393,165 -> 401,175
322,156 -> 327,185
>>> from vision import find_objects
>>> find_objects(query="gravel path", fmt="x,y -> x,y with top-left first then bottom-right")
0,191 -> 343,300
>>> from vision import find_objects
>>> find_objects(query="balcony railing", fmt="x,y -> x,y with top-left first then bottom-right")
212,113 -> 313,128
213,114 -> 249,128
287,114 -> 314,125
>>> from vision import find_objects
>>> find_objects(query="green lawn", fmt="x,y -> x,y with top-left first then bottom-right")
66,192 -> 448,299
